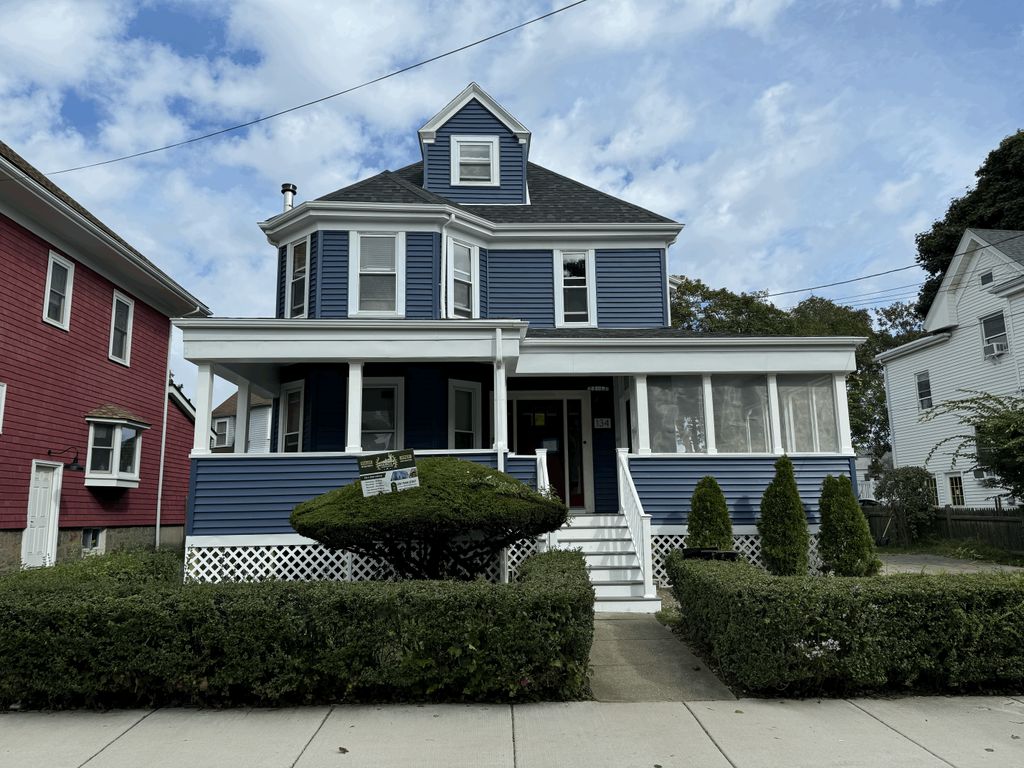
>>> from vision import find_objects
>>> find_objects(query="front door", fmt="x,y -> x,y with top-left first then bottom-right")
22,461 -> 62,567
511,393 -> 593,512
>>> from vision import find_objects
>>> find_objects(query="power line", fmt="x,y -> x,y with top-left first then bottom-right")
42,0 -> 592,177
828,281 -> 923,302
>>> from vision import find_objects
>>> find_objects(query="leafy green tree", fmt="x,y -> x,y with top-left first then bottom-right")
670,276 -> 795,335
817,475 -> 880,576
874,466 -> 936,546
687,476 -> 733,550
915,130 -> 1024,316
757,456 -> 809,575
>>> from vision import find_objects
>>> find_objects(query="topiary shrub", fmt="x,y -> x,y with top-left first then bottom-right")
757,455 -> 809,575
818,475 -> 880,576
687,476 -> 733,550
291,457 -> 567,580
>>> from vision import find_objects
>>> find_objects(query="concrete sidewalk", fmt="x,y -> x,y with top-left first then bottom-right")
3,697 -> 1023,768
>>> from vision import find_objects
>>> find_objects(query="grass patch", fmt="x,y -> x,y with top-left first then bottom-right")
877,537 -> 1024,568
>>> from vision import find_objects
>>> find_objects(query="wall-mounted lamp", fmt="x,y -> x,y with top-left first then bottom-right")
48,447 -> 85,472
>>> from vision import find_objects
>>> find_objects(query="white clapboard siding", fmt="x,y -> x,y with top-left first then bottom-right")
247,405 -> 272,454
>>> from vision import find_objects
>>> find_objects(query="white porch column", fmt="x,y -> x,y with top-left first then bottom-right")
702,375 -> 717,454
234,380 -> 250,454
834,372 -> 854,455
493,329 -> 508,471
193,364 -> 214,454
346,362 -> 363,452
634,374 -> 651,455
767,374 -> 785,454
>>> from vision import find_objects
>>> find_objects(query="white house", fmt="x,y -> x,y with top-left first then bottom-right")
878,229 -> 1024,507
211,391 -> 272,453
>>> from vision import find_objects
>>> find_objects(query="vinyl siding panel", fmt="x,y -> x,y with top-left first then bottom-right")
596,249 -> 667,328
318,230 -> 349,318
275,245 -> 286,318
628,455 -> 854,527
479,247 -> 489,317
307,231 -> 319,319
424,99 -> 526,204
160,398 -> 195,527
486,249 -> 555,326
505,455 -> 537,487
405,232 -> 439,319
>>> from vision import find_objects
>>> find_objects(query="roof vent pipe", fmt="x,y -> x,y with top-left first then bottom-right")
281,183 -> 297,212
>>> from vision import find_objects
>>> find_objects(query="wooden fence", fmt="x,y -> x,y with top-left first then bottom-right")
864,506 -> 1024,552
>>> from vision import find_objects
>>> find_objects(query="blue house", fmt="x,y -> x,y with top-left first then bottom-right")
178,84 -> 860,611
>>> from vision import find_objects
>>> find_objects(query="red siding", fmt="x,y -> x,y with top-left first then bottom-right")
0,212 -> 171,529
160,398 -> 194,527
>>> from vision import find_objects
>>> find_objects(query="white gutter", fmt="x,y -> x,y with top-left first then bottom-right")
523,335 -> 866,350
174,317 -> 528,331
874,332 -> 952,364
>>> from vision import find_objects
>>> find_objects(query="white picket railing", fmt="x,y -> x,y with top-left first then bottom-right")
533,449 -> 558,551
616,448 -> 655,598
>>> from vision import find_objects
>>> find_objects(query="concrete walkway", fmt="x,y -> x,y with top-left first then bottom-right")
3,697 -> 1024,767
589,613 -> 734,702
880,554 -> 1024,575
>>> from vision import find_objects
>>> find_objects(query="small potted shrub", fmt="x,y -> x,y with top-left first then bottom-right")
682,476 -> 738,561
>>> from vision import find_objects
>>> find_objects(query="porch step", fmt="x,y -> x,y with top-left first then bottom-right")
592,579 -> 647,597
559,538 -> 634,554
582,552 -> 638,568
586,565 -> 642,582
570,514 -> 626,527
594,595 -> 663,613
559,525 -> 629,541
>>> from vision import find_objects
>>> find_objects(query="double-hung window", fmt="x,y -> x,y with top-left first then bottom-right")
43,252 -> 74,330
981,312 -> 1008,356
948,473 -> 965,506
287,238 -> 308,318
450,136 -> 499,186
279,382 -> 303,453
449,379 -> 481,449
916,371 -> 932,410
85,418 -> 147,488
213,418 -> 230,449
555,249 -> 596,327
350,232 -> 404,316
362,378 -> 404,451
448,239 -> 477,318
108,291 -> 134,365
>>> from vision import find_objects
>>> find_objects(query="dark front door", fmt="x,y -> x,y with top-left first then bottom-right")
513,398 -> 586,509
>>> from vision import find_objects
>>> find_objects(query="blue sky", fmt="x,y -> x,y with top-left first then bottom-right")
1,0 -> 1022,398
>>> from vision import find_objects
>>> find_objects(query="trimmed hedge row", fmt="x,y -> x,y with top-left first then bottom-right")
666,552 -> 1024,696
0,549 -> 593,708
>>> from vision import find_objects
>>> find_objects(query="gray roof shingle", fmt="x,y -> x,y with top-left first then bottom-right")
970,229 -> 1024,264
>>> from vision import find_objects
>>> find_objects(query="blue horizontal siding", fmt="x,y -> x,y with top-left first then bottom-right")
319,231 -> 349,318
505,456 -> 538,487
406,231 -> 440,319
308,231 -> 319,319
275,245 -> 286,318
486,250 -> 554,326
628,456 -> 854,527
596,249 -> 667,328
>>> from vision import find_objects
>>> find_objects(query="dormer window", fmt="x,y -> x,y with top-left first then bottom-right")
451,136 -> 499,186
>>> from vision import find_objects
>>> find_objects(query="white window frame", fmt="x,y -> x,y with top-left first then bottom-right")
448,379 -> 482,449
213,417 -> 231,448
84,419 -> 145,488
43,251 -> 75,331
285,237 -> 310,319
363,377 -> 405,450
446,237 -> 480,319
81,528 -> 106,556
0,382 -> 6,433
554,249 -> 598,328
348,231 -> 406,318
776,374 -> 839,454
915,371 -> 932,410
450,135 -> 500,187
278,381 -> 305,453
107,290 -> 135,366
980,311 -> 1008,352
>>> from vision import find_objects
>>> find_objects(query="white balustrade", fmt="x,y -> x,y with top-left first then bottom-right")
616,448 -> 655,599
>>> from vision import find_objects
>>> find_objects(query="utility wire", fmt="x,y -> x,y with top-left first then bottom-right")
42,0 -> 592,176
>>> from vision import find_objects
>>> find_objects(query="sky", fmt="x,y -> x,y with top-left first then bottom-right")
2,0 -> 1022,401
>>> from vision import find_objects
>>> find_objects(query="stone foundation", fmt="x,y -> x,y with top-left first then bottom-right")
0,526 -> 186,570
0,530 -> 21,573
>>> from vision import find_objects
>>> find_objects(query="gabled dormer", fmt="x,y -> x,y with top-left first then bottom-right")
418,82 -> 530,204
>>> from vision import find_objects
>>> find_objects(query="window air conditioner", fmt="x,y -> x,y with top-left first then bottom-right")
984,341 -> 1008,358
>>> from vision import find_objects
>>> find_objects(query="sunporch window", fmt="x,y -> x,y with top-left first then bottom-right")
711,375 -> 770,453
647,376 -> 705,453
362,379 -> 404,450
287,238 -> 308,318
776,374 -> 839,453
555,249 -> 595,327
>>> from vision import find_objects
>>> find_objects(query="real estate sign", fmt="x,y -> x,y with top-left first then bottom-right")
358,449 -> 420,497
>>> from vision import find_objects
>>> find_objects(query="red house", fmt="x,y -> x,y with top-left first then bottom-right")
0,141 -> 210,569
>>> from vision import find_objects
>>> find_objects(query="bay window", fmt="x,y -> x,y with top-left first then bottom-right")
350,232 -> 405,316
286,238 -> 308,318
647,376 -> 705,453
776,374 -> 839,453
85,418 -> 147,488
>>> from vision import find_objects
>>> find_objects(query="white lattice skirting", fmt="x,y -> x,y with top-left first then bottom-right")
651,533 -> 822,585
184,539 -> 540,584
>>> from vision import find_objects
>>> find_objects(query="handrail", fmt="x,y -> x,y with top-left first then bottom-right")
616,448 -> 655,598
535,449 -> 556,550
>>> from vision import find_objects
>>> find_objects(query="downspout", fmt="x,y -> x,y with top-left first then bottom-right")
154,320 -> 174,549
439,213 -> 454,318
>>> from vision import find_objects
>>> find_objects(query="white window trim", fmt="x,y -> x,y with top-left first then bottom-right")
363,377 -> 405,450
43,251 -> 75,331
348,231 -> 406,318
0,382 -> 6,434
448,379 -> 482,449
285,237 -> 310,319
980,311 -> 1008,349
553,248 -> 598,328
107,290 -> 135,366
450,135 -> 500,187
278,381 -> 305,453
915,371 -> 933,411
213,417 -> 231,448
84,419 -> 145,488
446,237 -> 480,319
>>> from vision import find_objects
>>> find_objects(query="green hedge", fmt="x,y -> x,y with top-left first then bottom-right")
666,552 -> 1024,696
0,550 -> 593,708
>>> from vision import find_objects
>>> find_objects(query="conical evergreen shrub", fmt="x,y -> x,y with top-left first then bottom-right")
687,476 -> 733,550
757,455 -> 809,575
817,474 -> 880,576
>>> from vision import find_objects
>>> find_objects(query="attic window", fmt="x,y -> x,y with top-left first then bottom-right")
451,136 -> 499,186
980,271 -> 994,286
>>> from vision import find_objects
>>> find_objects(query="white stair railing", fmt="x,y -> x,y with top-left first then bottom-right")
535,449 -> 557,550
616,448 -> 655,598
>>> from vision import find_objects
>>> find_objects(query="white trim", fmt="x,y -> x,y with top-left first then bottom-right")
553,248 -> 597,328
21,460 -> 63,567
107,290 -> 135,366
702,375 -> 717,454
212,417 -> 231,448
278,380 -> 305,453
85,420 -> 143,488
418,82 -> 531,145
834,373 -> 854,455
0,382 -> 6,433
634,374 -> 651,455
348,231 -> 406,318
193,364 -> 214,455
652,524 -> 822,536
767,374 -> 784,455
448,378 -> 482,449
187,533 -> 319,547
446,236 -> 480,319
363,376 -> 405,450
346,362 -> 363,452
449,135 -> 500,187
285,236 -> 310,319
42,251 -> 74,331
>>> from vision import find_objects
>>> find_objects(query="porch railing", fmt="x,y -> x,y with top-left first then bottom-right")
533,449 -> 557,551
616,448 -> 655,599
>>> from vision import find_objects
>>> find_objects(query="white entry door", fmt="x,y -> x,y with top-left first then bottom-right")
22,461 -> 63,567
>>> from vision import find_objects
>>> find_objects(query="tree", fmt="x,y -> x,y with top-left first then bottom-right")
924,391 -> 1024,501
874,467 -> 935,546
290,457 -> 567,580
687,476 -> 733,550
817,475 -> 880,576
670,276 -> 795,335
915,130 -> 1024,316
757,456 -> 809,575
